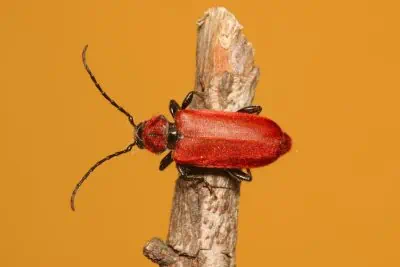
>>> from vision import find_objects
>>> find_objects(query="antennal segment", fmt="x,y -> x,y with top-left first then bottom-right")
71,142 -> 135,211
82,45 -> 136,128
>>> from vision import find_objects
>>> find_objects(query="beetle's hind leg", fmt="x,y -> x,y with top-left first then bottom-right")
226,168 -> 253,182
237,106 -> 262,115
159,151 -> 173,171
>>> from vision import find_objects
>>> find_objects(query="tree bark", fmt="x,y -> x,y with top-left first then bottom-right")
143,7 -> 259,266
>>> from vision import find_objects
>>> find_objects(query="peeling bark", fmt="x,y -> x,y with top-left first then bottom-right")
143,7 -> 259,266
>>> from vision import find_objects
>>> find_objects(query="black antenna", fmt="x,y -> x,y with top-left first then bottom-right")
70,142 -> 135,211
71,45 -> 137,211
82,45 -> 136,128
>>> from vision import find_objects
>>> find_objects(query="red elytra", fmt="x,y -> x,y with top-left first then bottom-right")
173,109 -> 291,169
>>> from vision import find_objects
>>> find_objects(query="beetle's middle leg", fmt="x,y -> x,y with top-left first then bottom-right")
237,105 -> 262,115
176,164 -> 205,180
176,164 -> 214,194
226,168 -> 253,182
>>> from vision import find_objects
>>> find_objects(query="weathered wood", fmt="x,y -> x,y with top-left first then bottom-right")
143,238 -> 179,266
143,7 -> 259,266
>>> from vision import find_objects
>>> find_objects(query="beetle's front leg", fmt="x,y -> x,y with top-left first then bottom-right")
170,91 -> 200,118
181,91 -> 204,110
226,168 -> 253,182
159,151 -> 173,171
169,100 -> 181,118
237,105 -> 262,115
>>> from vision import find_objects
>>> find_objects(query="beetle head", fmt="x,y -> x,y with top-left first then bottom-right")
135,115 -> 169,154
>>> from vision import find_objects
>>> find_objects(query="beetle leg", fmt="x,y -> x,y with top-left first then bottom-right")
176,165 -> 215,195
237,105 -> 262,115
246,168 -> 252,180
169,100 -> 181,118
176,164 -> 198,178
226,169 -> 253,182
159,151 -> 173,171
181,91 -> 205,110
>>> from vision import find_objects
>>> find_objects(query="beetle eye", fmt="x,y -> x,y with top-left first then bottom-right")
136,123 -> 144,137
135,122 -> 145,149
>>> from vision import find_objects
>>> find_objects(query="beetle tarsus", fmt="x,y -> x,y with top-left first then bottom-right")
237,105 -> 262,115
159,151 -> 173,171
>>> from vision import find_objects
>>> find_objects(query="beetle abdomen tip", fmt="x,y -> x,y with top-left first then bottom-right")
280,132 -> 292,156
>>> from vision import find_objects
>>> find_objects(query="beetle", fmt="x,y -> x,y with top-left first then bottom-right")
71,45 -> 292,211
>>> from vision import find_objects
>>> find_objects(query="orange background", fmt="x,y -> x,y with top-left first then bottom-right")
1,0 -> 399,266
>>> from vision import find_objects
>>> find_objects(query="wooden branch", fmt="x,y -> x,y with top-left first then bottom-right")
143,7 -> 259,266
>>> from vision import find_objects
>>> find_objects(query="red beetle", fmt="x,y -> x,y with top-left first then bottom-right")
71,46 -> 291,211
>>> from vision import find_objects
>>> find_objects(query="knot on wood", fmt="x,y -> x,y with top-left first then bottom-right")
143,238 -> 179,266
